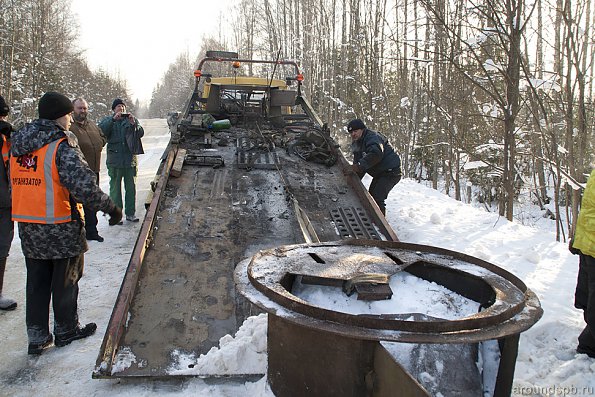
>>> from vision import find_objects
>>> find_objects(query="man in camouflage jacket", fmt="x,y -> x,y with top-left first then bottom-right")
10,92 -> 122,354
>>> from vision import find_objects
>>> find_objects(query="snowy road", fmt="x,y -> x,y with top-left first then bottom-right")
0,119 -> 269,396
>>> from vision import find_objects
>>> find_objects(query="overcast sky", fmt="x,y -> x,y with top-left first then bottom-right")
70,0 -> 233,104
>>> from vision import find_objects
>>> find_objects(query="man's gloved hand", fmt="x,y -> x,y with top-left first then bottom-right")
108,206 -> 123,226
352,163 -> 364,177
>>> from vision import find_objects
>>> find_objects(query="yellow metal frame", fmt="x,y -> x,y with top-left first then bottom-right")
202,77 -> 288,99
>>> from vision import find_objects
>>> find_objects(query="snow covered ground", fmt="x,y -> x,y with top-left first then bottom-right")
0,119 -> 594,396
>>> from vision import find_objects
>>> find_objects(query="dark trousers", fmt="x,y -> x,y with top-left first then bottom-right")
25,255 -> 84,343
575,253 -> 595,353
84,172 -> 100,237
369,172 -> 401,214
0,207 -> 13,258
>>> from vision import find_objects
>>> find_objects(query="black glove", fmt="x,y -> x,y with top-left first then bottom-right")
0,120 -> 12,138
568,237 -> 580,255
108,206 -> 123,226
352,163 -> 365,178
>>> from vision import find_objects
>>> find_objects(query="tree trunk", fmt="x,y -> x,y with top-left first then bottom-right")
500,0 -> 524,221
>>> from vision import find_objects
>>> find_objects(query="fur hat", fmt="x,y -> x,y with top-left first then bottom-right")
111,98 -> 126,110
38,92 -> 73,120
0,95 -> 9,117
347,119 -> 366,132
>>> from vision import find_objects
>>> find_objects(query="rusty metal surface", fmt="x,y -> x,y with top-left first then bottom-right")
493,334 -> 520,397
267,313 -> 483,397
236,240 -> 543,397
372,344 -> 431,397
184,151 -> 225,167
330,206 -> 382,240
354,282 -> 393,300
236,136 -> 280,169
94,124 -> 397,378
99,135 -> 297,377
268,315 -> 376,397
235,240 -> 543,343
382,342 -> 483,396
335,154 -> 399,242
93,147 -> 177,378
95,50 -> 401,379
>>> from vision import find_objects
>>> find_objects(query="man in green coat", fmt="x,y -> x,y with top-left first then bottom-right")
99,99 -> 144,223
571,169 -> 595,358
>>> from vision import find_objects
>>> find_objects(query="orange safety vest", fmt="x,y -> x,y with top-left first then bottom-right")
1,134 -> 9,170
10,138 -> 79,224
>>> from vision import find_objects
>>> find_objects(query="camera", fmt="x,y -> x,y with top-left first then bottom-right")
120,113 -> 130,118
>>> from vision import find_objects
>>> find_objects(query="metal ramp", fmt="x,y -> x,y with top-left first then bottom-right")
331,207 -> 382,240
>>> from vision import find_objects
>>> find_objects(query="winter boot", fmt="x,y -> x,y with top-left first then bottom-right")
577,345 -> 595,358
28,334 -> 53,355
577,326 -> 595,358
55,323 -> 97,347
0,294 -> 17,310
0,257 -> 17,310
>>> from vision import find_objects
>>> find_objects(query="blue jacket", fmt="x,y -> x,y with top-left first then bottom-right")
351,129 -> 401,177
98,116 -> 144,168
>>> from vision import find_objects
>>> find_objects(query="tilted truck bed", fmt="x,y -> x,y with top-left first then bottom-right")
93,53 -> 398,379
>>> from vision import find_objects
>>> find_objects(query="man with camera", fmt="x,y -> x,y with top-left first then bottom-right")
99,99 -> 144,223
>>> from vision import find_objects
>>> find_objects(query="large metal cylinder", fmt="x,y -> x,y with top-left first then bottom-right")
235,240 -> 543,396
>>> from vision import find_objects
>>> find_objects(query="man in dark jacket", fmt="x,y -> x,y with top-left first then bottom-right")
10,92 -> 122,355
347,119 -> 401,215
70,98 -> 107,242
0,94 -> 17,311
99,99 -> 144,223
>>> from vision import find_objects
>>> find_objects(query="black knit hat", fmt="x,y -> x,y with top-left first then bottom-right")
0,95 -> 9,117
111,98 -> 126,110
347,119 -> 366,132
38,92 -> 73,120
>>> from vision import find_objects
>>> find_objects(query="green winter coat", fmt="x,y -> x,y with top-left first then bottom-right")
98,115 -> 144,168
573,170 -> 595,257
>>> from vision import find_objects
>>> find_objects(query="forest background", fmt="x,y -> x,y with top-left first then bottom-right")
1,0 -> 593,242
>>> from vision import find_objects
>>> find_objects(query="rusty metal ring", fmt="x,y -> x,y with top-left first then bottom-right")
235,239 -> 542,344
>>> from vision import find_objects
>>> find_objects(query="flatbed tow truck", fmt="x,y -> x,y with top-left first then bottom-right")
93,51 -> 397,379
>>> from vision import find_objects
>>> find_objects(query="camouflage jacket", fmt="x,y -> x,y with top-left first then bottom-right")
11,119 -> 116,259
